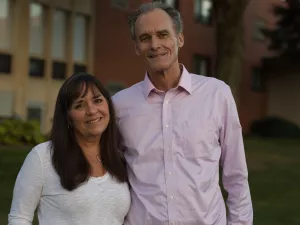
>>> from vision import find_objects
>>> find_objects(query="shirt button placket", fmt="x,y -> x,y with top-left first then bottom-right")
163,93 -> 176,223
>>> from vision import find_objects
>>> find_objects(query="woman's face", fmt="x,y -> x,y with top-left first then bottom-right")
68,84 -> 110,140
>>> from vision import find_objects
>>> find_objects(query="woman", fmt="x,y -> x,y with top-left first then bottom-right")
8,73 -> 130,225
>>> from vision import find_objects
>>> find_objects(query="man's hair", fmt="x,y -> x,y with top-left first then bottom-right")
128,1 -> 183,40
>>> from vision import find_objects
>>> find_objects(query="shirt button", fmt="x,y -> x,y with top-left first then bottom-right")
168,172 -> 172,175
170,221 -> 175,225
166,148 -> 170,151
170,196 -> 174,199
165,100 -> 169,104
166,124 -> 169,128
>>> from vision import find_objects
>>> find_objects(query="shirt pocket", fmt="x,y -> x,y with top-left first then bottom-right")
182,118 -> 220,161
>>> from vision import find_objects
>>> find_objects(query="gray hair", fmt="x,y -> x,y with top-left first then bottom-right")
128,2 -> 183,40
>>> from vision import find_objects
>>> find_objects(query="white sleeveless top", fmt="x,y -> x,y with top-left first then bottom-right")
8,141 -> 131,225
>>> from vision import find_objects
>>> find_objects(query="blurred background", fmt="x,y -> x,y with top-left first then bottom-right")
0,0 -> 299,224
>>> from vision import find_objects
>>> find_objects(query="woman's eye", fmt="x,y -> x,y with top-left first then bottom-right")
94,98 -> 103,104
74,104 -> 83,109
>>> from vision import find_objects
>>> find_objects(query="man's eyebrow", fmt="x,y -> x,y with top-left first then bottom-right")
139,33 -> 150,39
138,30 -> 169,39
157,29 -> 169,34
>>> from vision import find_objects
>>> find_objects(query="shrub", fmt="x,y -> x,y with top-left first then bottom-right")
250,116 -> 300,138
0,119 -> 47,146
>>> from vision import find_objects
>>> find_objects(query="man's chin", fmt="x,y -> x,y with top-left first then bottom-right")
148,64 -> 170,73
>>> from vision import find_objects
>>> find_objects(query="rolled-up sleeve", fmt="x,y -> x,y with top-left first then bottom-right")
8,148 -> 43,225
219,85 -> 253,225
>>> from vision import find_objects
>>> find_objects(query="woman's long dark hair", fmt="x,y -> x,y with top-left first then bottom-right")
50,72 -> 127,191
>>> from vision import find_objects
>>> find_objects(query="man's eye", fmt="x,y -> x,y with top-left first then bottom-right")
141,36 -> 150,42
159,33 -> 168,37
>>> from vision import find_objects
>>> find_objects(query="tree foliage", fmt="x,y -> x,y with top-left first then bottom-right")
262,0 -> 300,57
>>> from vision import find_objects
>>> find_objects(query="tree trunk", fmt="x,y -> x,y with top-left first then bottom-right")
213,0 -> 249,105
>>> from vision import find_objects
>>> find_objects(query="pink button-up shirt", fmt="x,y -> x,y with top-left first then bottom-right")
112,65 -> 253,225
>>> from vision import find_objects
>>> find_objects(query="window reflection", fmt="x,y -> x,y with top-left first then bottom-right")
52,10 -> 67,60
29,3 -> 44,55
0,0 -> 10,50
73,15 -> 87,62
194,0 -> 212,24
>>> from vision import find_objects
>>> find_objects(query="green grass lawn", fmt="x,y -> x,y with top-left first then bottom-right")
245,138 -> 300,225
0,147 -> 38,225
0,138 -> 299,225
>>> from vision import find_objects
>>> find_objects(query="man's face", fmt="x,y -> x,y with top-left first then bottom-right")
134,8 -> 184,73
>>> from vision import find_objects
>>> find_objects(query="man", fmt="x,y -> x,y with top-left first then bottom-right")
112,2 -> 253,225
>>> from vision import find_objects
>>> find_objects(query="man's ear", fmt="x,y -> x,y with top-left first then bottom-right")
178,32 -> 184,48
135,43 -> 140,56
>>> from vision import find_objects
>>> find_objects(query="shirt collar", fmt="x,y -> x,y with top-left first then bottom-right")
142,64 -> 192,99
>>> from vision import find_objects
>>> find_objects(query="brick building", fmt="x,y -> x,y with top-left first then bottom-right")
95,0 -> 282,132
0,0 -> 286,133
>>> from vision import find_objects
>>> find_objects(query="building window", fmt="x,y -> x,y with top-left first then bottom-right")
29,58 -> 45,77
106,82 -> 126,96
253,18 -> 266,41
74,63 -> 87,73
73,14 -> 87,62
251,67 -> 265,92
193,54 -> 211,76
0,53 -> 11,73
27,106 -> 42,122
0,0 -> 11,51
153,0 -> 179,9
0,0 -> 12,74
52,61 -> 66,80
110,0 -> 128,10
52,9 -> 68,79
29,3 -> 45,77
29,3 -> 44,56
52,9 -> 67,59
194,0 -> 212,25
0,90 -> 13,117
73,14 -> 88,73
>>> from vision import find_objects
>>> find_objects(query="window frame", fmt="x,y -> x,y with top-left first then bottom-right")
26,101 -> 44,124
105,82 -> 126,96
193,54 -> 212,77
110,0 -> 129,10
28,2 -> 47,78
251,66 -> 265,92
253,17 -> 266,41
73,13 -> 89,74
194,0 -> 213,25
154,0 -> 179,9
0,0 -> 13,75
51,8 -> 69,80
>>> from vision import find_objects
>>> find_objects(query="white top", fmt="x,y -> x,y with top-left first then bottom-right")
8,141 -> 131,225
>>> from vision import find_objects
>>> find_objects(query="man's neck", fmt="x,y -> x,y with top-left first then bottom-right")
148,63 -> 182,92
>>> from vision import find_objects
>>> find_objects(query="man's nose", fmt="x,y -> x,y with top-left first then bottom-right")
150,37 -> 160,50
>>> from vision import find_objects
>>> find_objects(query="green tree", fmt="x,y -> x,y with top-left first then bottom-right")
262,0 -> 300,58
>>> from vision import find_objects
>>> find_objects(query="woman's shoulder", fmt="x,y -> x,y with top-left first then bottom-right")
29,141 -> 52,162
